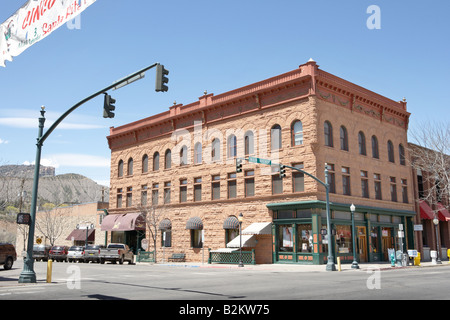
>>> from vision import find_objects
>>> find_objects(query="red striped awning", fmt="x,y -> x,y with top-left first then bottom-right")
419,200 -> 434,220
437,203 -> 450,221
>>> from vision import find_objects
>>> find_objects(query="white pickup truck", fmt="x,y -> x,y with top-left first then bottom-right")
99,243 -> 134,265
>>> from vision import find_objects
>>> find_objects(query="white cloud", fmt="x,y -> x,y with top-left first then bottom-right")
24,154 -> 110,169
0,138 -> 9,144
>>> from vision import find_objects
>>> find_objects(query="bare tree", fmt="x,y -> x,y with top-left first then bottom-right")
408,120 -> 450,213
35,204 -> 76,246
136,204 -> 166,263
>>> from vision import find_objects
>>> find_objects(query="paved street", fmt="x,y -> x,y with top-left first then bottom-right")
1,259 -> 449,303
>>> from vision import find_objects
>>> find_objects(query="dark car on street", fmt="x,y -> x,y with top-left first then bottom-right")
49,245 -> 69,262
0,243 -> 17,270
33,244 -> 51,261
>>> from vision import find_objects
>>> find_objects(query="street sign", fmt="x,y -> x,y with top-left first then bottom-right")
248,156 -> 272,165
141,239 -> 148,250
414,224 -> 423,231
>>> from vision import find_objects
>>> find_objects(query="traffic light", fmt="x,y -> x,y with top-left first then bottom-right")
103,93 -> 116,118
236,158 -> 243,173
279,164 -> 286,178
155,64 -> 169,92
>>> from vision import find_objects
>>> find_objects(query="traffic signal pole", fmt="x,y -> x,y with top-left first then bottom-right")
18,63 -> 164,283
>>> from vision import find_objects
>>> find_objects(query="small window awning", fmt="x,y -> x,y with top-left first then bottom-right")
159,219 -> 172,230
241,222 -> 272,235
419,200 -> 434,220
437,203 -> 450,221
66,229 -> 95,241
186,216 -> 203,230
101,213 -> 146,231
227,234 -> 257,248
223,216 -> 239,229
211,248 -> 239,253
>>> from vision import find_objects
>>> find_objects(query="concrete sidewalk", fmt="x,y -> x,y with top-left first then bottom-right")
153,260 -> 450,272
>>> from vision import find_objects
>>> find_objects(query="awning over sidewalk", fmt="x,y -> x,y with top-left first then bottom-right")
101,213 -> 145,231
66,228 -> 95,241
437,203 -> 450,221
419,200 -> 434,220
227,234 -> 257,248
241,222 -> 272,235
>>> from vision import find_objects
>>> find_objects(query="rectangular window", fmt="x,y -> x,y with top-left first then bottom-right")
152,183 -> 159,205
360,170 -> 369,198
117,188 -> 123,208
180,179 -> 187,203
190,230 -> 203,248
401,179 -> 408,203
342,166 -> 351,196
141,185 -> 147,206
327,163 -> 336,194
161,230 -> 172,247
164,181 -> 171,204
126,187 -> 133,207
227,173 -> 237,199
272,174 -> 283,194
374,173 -> 382,200
390,177 -> 397,202
194,177 -> 202,202
292,163 -> 304,193
211,175 -> 221,200
245,170 -> 255,197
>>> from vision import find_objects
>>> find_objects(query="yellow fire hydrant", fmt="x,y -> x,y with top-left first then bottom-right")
414,252 -> 421,266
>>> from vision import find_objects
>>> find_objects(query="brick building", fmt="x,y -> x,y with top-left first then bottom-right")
105,59 -> 416,265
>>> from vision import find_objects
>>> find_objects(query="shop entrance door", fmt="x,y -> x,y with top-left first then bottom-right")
357,227 -> 367,262
381,228 -> 393,261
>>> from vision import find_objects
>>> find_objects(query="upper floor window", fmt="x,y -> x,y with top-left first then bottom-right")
180,145 -> 188,166
142,154 -> 148,173
387,140 -> 395,163
212,138 -> 220,162
399,144 -> 406,165
271,124 -> 282,151
244,131 -> 254,155
118,160 -> 124,178
153,152 -> 160,171
324,121 -> 333,147
340,126 -> 348,151
291,120 -> 303,146
227,134 -> 237,158
371,135 -> 379,159
194,142 -> 202,164
358,131 -> 366,156
165,149 -> 171,169
127,158 -> 133,176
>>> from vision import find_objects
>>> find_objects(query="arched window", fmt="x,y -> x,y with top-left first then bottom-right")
387,140 -> 395,163
324,121 -> 333,147
212,138 -> 220,162
180,145 -> 188,166
142,154 -> 148,173
244,131 -> 254,155
165,149 -> 171,169
291,120 -> 303,146
371,135 -> 379,159
194,142 -> 202,164
118,160 -> 123,178
153,152 -> 160,171
358,131 -> 366,155
127,158 -> 133,175
340,126 -> 348,151
227,134 -> 237,158
271,124 -> 282,151
399,144 -> 406,165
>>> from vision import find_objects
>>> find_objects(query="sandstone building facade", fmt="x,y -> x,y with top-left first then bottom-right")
105,60 -> 416,265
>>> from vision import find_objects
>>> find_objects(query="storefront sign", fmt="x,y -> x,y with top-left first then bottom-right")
414,224 -> 423,231
0,0 -> 97,67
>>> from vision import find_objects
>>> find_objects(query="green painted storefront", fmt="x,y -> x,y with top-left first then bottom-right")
267,201 -> 416,265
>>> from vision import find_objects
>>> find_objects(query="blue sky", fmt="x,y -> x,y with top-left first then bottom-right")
1,0 -> 449,186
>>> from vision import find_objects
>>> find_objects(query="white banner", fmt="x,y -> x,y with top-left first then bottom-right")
0,0 -> 96,67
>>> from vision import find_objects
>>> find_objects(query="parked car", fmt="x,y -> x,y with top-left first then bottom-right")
49,245 -> 69,262
83,244 -> 104,263
0,243 -> 17,270
33,244 -> 51,262
99,243 -> 134,264
67,246 -> 85,263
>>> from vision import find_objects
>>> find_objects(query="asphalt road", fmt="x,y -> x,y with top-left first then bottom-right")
1,259 -> 449,302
